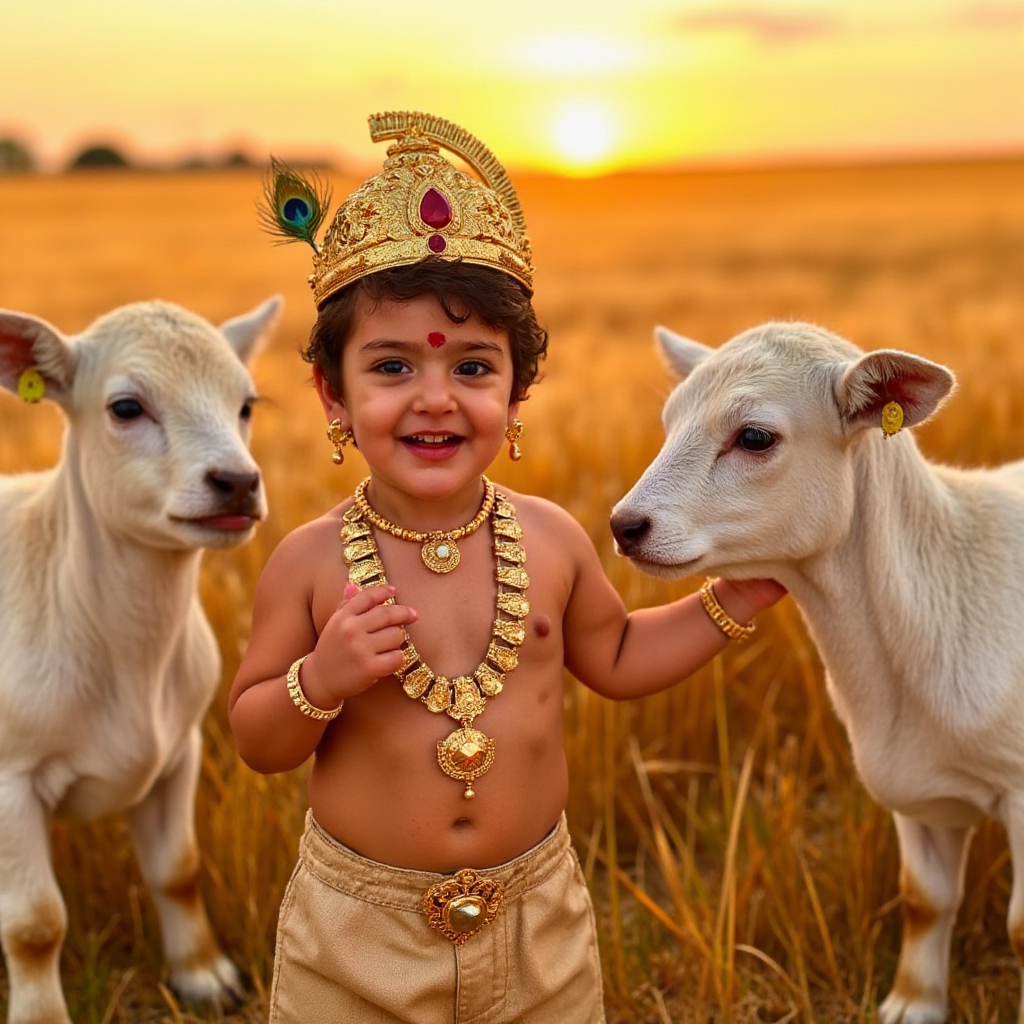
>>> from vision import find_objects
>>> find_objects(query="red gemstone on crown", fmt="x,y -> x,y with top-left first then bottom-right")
428,234 -> 447,253
420,188 -> 453,229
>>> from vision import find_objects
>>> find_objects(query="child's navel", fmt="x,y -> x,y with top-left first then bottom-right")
533,615 -> 551,638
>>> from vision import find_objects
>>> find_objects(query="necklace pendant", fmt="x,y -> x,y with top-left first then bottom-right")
422,536 -> 461,573
437,726 -> 496,796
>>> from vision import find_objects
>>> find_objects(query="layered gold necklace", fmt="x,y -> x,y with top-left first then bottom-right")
352,477 -> 495,574
340,477 -> 529,799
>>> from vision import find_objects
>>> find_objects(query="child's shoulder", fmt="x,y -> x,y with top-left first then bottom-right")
261,497 -> 356,577
499,485 -> 569,521
496,486 -> 593,555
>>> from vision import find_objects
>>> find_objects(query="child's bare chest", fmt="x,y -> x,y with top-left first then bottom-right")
306,496 -> 580,862
314,508 -> 566,682
381,532 -> 499,676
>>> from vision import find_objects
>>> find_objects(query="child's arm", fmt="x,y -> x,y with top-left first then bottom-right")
228,523 -> 416,774
552,504 -> 785,700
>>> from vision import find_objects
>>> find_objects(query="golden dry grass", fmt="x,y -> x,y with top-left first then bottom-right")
1,158 -> 1023,1023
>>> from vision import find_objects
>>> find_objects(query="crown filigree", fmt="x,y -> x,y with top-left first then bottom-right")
260,112 -> 535,305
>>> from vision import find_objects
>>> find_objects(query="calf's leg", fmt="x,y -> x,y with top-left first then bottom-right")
124,728 -> 242,1007
879,814 -> 973,1024
0,779 -> 70,1024
1003,794 -> 1024,1024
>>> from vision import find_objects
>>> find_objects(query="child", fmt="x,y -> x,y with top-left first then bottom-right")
229,111 -> 785,1024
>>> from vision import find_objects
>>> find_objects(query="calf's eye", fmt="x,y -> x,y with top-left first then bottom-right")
736,426 -> 777,452
109,398 -> 144,421
240,401 -> 253,421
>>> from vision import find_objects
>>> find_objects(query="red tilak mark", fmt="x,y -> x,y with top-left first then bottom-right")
428,332 -> 446,348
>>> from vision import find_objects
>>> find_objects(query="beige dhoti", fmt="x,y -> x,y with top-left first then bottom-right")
269,811 -> 606,1024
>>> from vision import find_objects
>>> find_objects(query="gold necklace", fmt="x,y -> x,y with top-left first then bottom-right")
352,477 -> 496,574
340,487 -> 529,799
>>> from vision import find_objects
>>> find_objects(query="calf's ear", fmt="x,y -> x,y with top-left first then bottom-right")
0,311 -> 76,405
655,326 -> 713,381
219,295 -> 283,364
836,349 -> 955,435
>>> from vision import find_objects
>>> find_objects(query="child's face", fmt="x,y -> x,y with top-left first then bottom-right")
315,292 -> 518,503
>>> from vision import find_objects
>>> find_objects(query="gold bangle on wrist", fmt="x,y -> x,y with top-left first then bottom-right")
699,578 -> 756,642
286,655 -> 343,721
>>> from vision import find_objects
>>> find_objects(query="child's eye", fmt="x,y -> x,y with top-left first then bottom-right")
373,359 -> 409,375
455,360 -> 492,378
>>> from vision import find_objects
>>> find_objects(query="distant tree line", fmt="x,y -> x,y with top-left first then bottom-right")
0,138 -> 36,172
0,137 -> 270,174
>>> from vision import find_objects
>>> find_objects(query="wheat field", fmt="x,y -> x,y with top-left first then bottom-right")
1,159 -> 1023,1023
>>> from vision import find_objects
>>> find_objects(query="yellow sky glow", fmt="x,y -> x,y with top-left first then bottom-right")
0,0 -> 1021,175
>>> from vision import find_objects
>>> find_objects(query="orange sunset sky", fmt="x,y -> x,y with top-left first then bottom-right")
1,0 -> 1022,175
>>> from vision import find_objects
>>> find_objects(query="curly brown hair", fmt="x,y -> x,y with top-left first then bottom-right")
304,259 -> 547,402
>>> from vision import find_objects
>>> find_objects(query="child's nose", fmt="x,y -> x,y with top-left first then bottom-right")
413,370 -> 457,414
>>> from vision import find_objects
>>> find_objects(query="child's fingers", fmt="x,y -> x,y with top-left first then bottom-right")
375,648 -> 409,678
338,588 -> 418,633
371,626 -> 411,654
338,583 -> 395,613
360,600 -> 418,633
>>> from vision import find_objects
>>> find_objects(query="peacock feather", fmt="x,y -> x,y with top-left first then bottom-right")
257,157 -> 331,250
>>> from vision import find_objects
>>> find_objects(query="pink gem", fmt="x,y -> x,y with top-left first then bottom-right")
419,188 -> 452,229
428,234 -> 447,253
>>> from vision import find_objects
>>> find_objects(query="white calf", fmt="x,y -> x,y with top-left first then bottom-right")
611,321 -> 1024,1023
0,297 -> 279,1024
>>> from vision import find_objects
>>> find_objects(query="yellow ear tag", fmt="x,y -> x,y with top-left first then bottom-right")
17,368 -> 46,403
881,400 -> 904,439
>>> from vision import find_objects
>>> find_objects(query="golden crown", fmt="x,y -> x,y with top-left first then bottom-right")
260,112 -> 535,306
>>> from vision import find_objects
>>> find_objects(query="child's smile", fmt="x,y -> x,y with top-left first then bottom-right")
317,293 -> 518,523
402,432 -> 464,460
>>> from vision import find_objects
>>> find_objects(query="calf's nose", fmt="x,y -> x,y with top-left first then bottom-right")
610,510 -> 651,554
206,469 -> 261,498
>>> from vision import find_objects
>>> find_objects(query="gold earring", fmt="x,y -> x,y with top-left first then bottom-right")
505,419 -> 523,461
327,419 -> 353,465
881,401 -> 904,440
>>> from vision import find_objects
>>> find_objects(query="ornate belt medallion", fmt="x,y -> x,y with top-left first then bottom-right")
423,869 -> 504,944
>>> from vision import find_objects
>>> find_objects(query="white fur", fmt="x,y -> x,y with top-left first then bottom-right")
0,297 -> 279,1024
612,321 -> 1024,1023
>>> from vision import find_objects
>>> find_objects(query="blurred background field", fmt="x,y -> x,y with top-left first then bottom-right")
1,158 -> 1023,1022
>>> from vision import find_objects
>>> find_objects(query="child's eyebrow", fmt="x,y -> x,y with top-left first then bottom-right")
459,340 -> 506,355
359,338 -> 506,355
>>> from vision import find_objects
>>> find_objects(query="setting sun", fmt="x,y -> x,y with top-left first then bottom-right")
550,100 -> 618,174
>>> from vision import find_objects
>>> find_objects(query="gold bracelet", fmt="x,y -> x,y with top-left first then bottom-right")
286,655 -> 343,721
699,578 -> 755,642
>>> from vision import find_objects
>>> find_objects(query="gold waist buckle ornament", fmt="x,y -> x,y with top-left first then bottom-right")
423,869 -> 504,944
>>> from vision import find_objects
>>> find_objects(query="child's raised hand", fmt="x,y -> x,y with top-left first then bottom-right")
714,577 -> 788,620
306,583 -> 417,705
